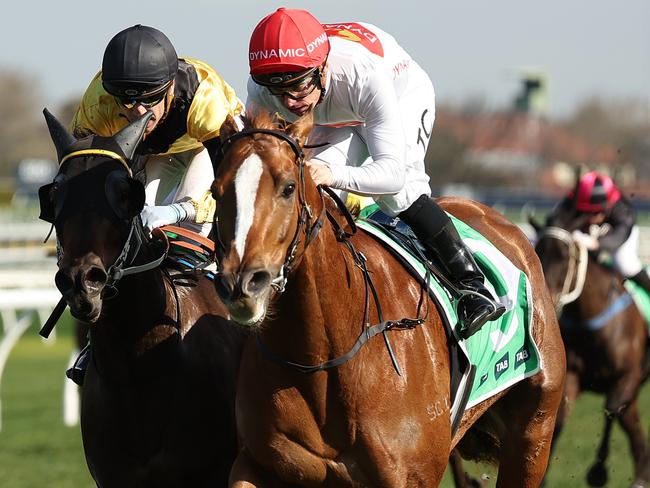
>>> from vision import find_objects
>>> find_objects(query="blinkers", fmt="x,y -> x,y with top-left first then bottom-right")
39,160 -> 145,226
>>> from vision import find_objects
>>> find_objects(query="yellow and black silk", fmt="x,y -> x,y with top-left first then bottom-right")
71,58 -> 243,156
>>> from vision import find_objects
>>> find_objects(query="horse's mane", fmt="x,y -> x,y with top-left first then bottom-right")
242,109 -> 361,219
243,109 -> 285,132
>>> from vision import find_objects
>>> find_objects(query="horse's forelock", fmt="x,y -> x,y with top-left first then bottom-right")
244,110 -> 282,132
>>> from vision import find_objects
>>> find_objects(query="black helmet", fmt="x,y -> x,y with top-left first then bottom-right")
102,25 -> 178,100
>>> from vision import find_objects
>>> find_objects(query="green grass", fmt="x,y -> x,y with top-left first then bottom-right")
439,385 -> 650,487
2,317 -> 650,487
0,317 -> 94,488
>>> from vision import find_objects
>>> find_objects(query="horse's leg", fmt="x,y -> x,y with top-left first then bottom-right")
587,374 -> 644,487
586,411 -> 615,487
552,370 -> 581,448
492,384 -> 563,487
617,399 -> 650,487
229,449 -> 287,488
539,370 -> 581,487
449,449 -> 485,488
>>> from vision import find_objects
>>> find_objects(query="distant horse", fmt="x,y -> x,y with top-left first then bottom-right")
39,110 -> 246,487
533,210 -> 650,487
209,111 -> 565,487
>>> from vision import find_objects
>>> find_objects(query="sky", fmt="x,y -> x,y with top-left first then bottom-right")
2,0 -> 649,120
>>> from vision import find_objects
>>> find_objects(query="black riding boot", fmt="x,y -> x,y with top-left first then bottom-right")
66,343 -> 91,386
400,195 -> 506,339
630,268 -> 650,296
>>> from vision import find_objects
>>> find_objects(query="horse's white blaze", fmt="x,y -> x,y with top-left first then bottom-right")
234,153 -> 264,260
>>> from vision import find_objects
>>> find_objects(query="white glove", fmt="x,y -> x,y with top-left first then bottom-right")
571,230 -> 599,251
140,203 -> 189,233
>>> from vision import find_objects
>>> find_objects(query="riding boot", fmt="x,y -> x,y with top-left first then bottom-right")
66,343 -> 91,387
630,268 -> 650,297
400,194 -> 506,339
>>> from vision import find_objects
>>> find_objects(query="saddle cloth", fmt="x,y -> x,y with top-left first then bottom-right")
625,273 -> 650,326
357,204 -> 541,409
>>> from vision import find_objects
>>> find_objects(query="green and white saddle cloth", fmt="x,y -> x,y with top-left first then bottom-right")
625,269 -> 650,326
356,205 -> 541,410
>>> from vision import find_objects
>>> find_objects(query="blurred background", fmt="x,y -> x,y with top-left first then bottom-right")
1,0 -> 649,486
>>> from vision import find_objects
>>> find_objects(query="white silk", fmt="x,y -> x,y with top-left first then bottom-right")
247,22 -> 435,215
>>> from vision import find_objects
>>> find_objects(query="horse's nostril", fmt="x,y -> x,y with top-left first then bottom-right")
244,270 -> 272,296
214,273 -> 237,301
84,266 -> 107,295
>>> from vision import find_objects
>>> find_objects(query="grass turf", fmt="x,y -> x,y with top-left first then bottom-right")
1,316 -> 649,487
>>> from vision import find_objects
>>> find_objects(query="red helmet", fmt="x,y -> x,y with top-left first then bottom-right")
249,8 -> 330,86
573,171 -> 621,213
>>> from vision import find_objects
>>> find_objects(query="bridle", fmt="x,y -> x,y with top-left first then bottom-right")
536,226 -> 588,312
40,149 -> 172,338
213,128 -> 326,293
213,128 -> 425,376
52,150 -> 167,292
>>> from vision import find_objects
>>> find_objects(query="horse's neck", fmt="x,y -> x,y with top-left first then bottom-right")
91,266 -> 175,377
263,229 -> 362,365
579,258 -> 624,314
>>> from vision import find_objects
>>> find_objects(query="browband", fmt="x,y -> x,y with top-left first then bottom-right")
60,149 -> 132,177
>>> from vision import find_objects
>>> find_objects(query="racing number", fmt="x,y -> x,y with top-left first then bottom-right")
416,109 -> 432,153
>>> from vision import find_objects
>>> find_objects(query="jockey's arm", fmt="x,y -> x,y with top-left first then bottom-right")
328,68 -> 406,196
598,200 -> 636,253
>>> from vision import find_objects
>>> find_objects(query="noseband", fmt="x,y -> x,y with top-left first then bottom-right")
214,128 -> 325,293
537,226 -> 588,311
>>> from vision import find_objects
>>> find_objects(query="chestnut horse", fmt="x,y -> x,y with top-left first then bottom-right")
39,110 -> 246,487
210,112 -> 565,487
533,210 -> 650,487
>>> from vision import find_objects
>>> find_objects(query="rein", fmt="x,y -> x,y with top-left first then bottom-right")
216,127 -> 425,375
537,226 -> 588,312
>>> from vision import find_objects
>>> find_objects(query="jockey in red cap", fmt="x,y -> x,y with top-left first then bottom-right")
551,170 -> 650,295
247,8 -> 506,338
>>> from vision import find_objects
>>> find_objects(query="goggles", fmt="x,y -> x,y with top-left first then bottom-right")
116,90 -> 168,110
267,70 -> 321,100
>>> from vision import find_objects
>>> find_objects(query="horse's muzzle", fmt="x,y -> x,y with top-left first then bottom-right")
55,264 -> 108,322
214,268 -> 272,325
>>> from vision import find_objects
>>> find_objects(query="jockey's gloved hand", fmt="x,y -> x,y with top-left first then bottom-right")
140,203 -> 194,234
571,230 -> 599,251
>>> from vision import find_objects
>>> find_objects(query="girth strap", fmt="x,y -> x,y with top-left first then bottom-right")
255,317 -> 423,374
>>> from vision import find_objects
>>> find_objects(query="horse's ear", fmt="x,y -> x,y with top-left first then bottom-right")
113,112 -> 154,162
219,115 -> 240,143
43,108 -> 76,163
528,214 -> 543,233
286,112 -> 313,147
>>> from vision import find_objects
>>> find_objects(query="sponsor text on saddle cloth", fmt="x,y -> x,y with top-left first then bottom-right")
358,204 -> 541,408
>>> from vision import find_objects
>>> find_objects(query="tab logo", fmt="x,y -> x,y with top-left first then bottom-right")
515,346 -> 530,369
494,352 -> 509,380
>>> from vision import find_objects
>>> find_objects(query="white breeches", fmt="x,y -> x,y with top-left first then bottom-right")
612,226 -> 643,277
143,147 -> 213,236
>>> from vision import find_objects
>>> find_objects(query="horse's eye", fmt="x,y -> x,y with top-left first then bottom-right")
282,183 -> 296,198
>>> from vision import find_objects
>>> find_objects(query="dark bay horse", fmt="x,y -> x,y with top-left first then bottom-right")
39,110 -> 246,487
534,210 -> 650,487
209,111 -> 565,487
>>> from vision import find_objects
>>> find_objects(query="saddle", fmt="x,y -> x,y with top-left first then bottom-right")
359,207 -> 471,429
157,225 -> 216,280
357,204 -> 541,426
